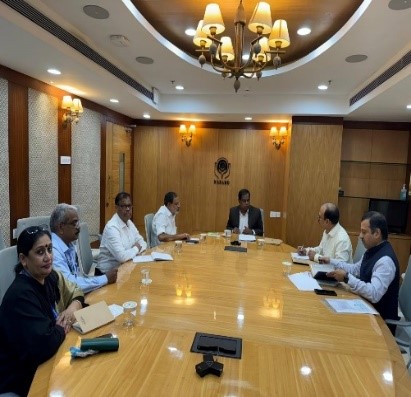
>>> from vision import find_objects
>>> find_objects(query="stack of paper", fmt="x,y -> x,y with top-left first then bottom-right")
133,252 -> 173,263
291,252 -> 310,265
324,299 -> 379,315
288,272 -> 321,291
238,234 -> 256,242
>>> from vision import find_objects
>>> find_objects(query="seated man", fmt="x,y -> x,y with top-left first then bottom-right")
226,188 -> 263,236
50,203 -> 117,293
97,192 -> 147,273
299,203 -> 352,263
324,211 -> 400,334
152,191 -> 190,244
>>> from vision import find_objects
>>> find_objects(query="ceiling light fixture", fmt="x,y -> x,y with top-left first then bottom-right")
110,98 -> 119,103
47,68 -> 61,75
175,85 -> 184,90
185,28 -> 196,36
297,27 -> 311,36
194,1 -> 290,92
143,113 -> 151,119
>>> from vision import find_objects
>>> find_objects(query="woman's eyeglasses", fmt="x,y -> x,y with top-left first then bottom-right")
25,224 -> 49,235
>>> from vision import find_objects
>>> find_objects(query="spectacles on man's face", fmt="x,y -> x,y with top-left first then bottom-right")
63,220 -> 80,228
25,224 -> 49,235
118,204 -> 133,209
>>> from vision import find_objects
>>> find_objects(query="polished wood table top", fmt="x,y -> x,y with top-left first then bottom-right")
30,237 -> 410,396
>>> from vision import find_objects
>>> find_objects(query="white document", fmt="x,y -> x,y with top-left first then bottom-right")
133,255 -> 154,263
109,303 -> 124,318
288,272 -> 321,291
324,299 -> 379,315
239,234 -> 256,242
291,252 -> 310,265
133,252 -> 173,263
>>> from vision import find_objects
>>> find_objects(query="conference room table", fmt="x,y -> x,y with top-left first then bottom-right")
29,236 -> 410,396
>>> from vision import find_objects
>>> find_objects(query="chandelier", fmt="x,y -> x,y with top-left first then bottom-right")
194,1 -> 290,92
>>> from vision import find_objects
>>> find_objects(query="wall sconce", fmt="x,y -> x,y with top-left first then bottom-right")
270,125 -> 288,149
179,124 -> 195,146
62,95 -> 83,125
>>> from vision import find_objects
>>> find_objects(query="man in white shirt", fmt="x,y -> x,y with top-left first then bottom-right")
51,203 -> 117,293
299,203 -> 352,263
152,192 -> 190,246
96,192 -> 147,273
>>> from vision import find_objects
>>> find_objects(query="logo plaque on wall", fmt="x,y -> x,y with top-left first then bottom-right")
214,157 -> 230,185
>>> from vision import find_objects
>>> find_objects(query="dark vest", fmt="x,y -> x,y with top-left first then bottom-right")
360,240 -> 399,321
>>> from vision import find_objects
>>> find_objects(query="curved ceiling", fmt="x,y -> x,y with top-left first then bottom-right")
0,0 -> 410,123
132,0 -> 363,67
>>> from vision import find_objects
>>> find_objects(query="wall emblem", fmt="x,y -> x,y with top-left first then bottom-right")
214,157 -> 230,185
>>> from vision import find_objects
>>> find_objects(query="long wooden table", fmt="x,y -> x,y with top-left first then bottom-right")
29,237 -> 410,396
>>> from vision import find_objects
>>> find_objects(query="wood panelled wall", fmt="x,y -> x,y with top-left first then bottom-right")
0,64 -> 134,244
285,120 -> 343,248
133,126 -> 288,238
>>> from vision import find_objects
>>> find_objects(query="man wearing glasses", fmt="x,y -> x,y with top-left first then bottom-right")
50,203 -> 117,293
152,191 -> 190,245
298,202 -> 352,263
96,192 -> 147,273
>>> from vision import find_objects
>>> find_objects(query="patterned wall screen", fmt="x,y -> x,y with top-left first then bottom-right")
0,78 -> 10,245
72,108 -> 101,235
28,89 -> 58,217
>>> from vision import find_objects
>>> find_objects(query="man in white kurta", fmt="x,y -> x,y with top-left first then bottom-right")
97,192 -> 147,273
301,203 -> 353,263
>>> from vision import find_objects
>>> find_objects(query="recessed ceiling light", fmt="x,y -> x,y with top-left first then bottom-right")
175,85 -> 184,90
110,98 -> 119,103
406,104 -> 411,109
143,113 -> 151,119
83,5 -> 109,19
244,116 -> 252,121
297,27 -> 311,36
136,56 -> 154,65
388,0 -> 411,10
185,28 -> 196,36
47,68 -> 61,75
345,54 -> 368,63
318,84 -> 328,90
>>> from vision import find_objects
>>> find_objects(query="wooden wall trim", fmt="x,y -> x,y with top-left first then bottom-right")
133,119 -> 277,130
8,82 -> 29,239
0,64 -> 134,126
58,106 -> 72,203
343,120 -> 411,131
100,116 -> 107,232
292,116 -> 344,125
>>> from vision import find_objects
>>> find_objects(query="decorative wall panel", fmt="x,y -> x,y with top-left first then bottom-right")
0,78 -> 10,245
28,89 -> 58,216
72,108 -> 100,235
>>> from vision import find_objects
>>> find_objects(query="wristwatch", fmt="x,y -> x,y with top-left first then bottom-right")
343,274 -> 349,284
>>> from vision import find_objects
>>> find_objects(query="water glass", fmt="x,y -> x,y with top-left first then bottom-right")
122,301 -> 137,327
257,238 -> 265,250
282,261 -> 292,277
141,266 -> 151,285
175,240 -> 183,254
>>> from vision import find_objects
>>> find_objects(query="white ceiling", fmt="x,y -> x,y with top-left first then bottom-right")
0,0 -> 410,123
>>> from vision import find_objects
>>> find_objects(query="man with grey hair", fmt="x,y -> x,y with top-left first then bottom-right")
298,202 -> 353,263
50,203 -> 117,293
